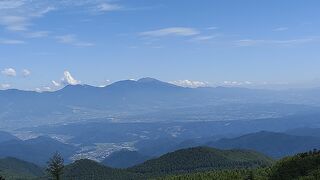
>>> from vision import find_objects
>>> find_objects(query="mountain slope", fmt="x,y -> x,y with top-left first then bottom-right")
128,146 -> 273,176
163,149 -> 320,180
0,136 -> 78,165
286,127 -> 320,138
63,159 -> 142,180
102,150 -> 151,168
209,131 -> 320,158
269,150 -> 320,180
0,131 -> 18,143
0,157 -> 44,179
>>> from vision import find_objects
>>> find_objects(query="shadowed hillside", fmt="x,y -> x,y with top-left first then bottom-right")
208,131 -> 320,158
128,147 -> 273,177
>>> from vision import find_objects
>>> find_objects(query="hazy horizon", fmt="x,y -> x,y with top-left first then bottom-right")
3,76 -> 320,92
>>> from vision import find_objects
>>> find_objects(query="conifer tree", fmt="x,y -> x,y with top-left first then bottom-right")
47,152 -> 64,180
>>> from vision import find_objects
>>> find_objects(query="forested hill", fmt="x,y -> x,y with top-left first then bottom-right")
164,149 -> 320,180
128,147 -> 273,176
0,157 -> 44,179
269,149 -> 320,180
2,147 -> 320,180
62,159 -> 143,180
61,146 -> 273,179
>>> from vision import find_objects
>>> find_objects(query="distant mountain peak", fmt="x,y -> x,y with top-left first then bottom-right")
57,84 -> 99,93
136,77 -> 181,88
137,77 -> 162,83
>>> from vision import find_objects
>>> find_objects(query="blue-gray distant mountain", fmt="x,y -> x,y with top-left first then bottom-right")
286,127 -> 320,138
208,131 -> 320,158
0,131 -> 18,143
102,150 -> 151,168
0,136 -> 78,165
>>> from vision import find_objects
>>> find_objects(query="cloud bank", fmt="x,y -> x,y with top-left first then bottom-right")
170,80 -> 209,88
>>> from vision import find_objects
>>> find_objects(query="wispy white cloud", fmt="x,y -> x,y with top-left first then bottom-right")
234,37 -> 316,47
273,27 -> 289,32
52,80 -> 61,87
35,86 -> 53,92
55,34 -> 94,47
22,69 -> 31,77
0,39 -> 25,44
35,87 -> 41,92
43,86 -> 52,91
0,0 -> 123,46
0,84 -> 11,89
191,35 -> 219,42
207,26 -> 218,30
170,80 -> 209,88
1,68 -> 17,77
0,0 -> 55,31
218,80 -> 296,89
32,6 -> 56,17
0,16 -> 30,31
222,81 -> 252,86
97,3 -> 123,12
140,27 -> 200,37
24,31 -> 50,38
0,0 -> 25,10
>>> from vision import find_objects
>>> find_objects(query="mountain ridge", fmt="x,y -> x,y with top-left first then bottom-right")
208,131 -> 320,158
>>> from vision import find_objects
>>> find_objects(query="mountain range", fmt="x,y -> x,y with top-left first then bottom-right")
2,128 -> 320,168
208,131 -> 320,158
1,78 -> 320,129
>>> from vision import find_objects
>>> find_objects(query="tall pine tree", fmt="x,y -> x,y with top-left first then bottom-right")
46,152 -> 64,180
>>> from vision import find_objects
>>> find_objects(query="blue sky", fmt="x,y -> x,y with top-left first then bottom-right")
1,0 -> 320,91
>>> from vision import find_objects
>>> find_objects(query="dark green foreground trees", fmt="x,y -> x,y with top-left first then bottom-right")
164,149 -> 320,180
269,149 -> 320,180
0,175 -> 5,180
2,148 -> 320,180
46,152 -> 64,180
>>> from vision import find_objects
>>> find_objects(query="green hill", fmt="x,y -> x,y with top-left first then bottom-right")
0,157 -> 44,180
59,146 -> 273,179
162,169 -> 271,180
163,149 -> 320,180
128,146 -> 273,176
62,159 -> 143,180
269,149 -> 320,180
